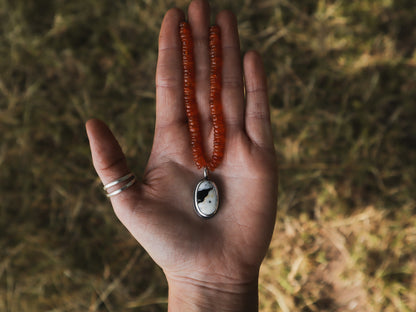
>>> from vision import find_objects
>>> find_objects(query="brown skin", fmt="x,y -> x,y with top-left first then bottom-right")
86,0 -> 277,310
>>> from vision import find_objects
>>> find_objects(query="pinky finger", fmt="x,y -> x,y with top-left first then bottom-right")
244,51 -> 273,149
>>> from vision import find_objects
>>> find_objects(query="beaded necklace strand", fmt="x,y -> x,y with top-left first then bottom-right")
179,21 -> 225,218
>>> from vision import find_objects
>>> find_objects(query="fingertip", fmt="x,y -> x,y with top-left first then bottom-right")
215,10 -> 237,26
85,119 -> 124,170
86,118 -> 102,132
188,0 -> 210,17
85,118 -> 111,141
244,50 -> 264,72
244,50 -> 272,148
244,50 -> 267,91
161,7 -> 185,33
164,7 -> 185,22
160,7 -> 185,42
215,11 -> 238,41
244,50 -> 261,63
187,0 -> 210,40
159,8 -> 186,53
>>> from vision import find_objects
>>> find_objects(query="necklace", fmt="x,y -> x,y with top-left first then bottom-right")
179,21 -> 225,218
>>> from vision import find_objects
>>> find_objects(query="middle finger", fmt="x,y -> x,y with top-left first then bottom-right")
188,0 -> 211,123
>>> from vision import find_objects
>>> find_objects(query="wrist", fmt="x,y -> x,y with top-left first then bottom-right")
166,273 -> 259,312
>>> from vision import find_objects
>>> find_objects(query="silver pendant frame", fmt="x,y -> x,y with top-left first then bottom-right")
193,168 -> 219,218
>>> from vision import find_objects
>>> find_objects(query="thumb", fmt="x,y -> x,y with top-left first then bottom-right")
86,118 -> 140,207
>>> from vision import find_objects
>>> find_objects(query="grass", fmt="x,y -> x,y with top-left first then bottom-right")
1,0 -> 415,311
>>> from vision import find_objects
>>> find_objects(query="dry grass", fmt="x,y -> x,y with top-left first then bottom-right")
1,0 -> 415,311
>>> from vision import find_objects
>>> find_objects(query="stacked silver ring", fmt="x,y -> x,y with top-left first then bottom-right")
103,173 -> 136,197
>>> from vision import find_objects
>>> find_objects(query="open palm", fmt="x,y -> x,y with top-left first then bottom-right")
86,0 -> 277,290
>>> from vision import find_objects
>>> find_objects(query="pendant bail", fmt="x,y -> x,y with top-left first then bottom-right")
203,167 -> 209,179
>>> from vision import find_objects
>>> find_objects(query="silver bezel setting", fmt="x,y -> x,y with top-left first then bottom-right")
193,178 -> 219,218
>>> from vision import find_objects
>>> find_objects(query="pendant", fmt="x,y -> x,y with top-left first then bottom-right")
194,168 -> 219,218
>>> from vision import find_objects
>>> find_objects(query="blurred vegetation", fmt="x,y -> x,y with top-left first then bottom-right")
0,0 -> 415,311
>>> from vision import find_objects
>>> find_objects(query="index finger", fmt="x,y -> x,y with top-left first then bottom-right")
155,8 -> 186,130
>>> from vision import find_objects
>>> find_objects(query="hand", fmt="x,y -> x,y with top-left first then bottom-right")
86,0 -> 277,311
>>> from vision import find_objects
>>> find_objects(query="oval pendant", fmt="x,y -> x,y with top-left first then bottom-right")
194,178 -> 219,218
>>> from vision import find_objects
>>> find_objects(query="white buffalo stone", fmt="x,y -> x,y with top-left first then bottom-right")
194,179 -> 219,218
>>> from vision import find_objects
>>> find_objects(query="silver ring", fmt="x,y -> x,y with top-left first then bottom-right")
103,173 -> 136,197
103,173 -> 134,190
